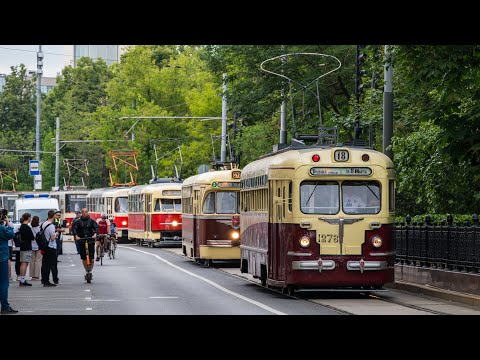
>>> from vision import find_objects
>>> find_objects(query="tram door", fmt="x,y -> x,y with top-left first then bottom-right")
269,180 -> 287,282
145,194 -> 152,233
106,197 -> 113,218
192,188 -> 201,258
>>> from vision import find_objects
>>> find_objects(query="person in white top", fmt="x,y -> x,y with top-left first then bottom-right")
40,210 -> 58,287
29,216 -> 42,280
343,186 -> 366,209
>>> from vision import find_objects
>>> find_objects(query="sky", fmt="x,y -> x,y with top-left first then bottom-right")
0,45 -> 69,78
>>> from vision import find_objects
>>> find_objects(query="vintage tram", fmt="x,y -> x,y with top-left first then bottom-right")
86,186 -> 130,241
49,187 -> 89,233
239,145 -> 395,294
181,167 -> 241,266
128,179 -> 183,247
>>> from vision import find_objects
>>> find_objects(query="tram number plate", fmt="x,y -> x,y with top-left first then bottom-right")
334,150 -> 349,162
318,234 -> 339,243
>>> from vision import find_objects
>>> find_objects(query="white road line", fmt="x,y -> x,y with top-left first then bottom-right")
127,266 -> 136,268
87,299 -> 121,302
86,308 -> 92,310
121,246 -> 286,315
85,297 -> 91,300
85,289 -> 91,292
149,296 -> 179,299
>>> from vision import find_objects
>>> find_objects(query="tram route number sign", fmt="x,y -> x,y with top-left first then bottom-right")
309,167 -> 372,176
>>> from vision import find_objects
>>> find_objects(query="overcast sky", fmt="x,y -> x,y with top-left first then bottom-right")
0,45 -> 68,78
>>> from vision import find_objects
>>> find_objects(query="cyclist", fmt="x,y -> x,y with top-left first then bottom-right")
72,208 -> 99,280
109,217 -> 117,251
95,214 -> 110,261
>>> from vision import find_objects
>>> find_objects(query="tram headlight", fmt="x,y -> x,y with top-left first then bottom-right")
232,231 -> 240,240
371,235 -> 383,248
299,236 -> 310,248
121,220 -> 127,226
172,220 -> 178,227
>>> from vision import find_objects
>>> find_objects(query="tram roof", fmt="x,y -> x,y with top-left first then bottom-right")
241,146 -> 394,178
182,168 -> 242,187
128,182 -> 182,195
87,186 -> 130,197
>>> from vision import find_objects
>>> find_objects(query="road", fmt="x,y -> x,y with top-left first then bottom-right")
7,242 -> 480,315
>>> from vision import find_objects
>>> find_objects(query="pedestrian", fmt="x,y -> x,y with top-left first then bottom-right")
54,211 -> 65,257
40,210 -> 58,287
0,212 -> 18,313
29,216 -> 42,280
18,213 -> 34,286
1,209 -> 14,282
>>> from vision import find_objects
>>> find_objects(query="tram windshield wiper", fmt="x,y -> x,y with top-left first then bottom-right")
362,181 -> 379,200
305,181 -> 319,205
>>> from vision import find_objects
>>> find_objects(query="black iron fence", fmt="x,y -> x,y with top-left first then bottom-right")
394,214 -> 480,272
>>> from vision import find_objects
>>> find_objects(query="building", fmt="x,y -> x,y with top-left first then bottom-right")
0,72 -> 56,94
64,45 -> 129,67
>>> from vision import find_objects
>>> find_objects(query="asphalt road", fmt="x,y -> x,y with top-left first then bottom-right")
7,242 -> 340,315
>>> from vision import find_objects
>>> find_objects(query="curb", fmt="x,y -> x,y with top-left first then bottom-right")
387,280 -> 480,308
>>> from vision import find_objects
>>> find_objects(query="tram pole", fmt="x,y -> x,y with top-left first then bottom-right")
220,73 -> 227,162
55,117 -> 60,189
383,45 -> 393,160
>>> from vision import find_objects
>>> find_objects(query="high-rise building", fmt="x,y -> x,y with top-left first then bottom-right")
64,45 -> 129,67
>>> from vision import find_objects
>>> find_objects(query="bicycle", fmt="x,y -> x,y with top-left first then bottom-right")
80,236 -> 95,283
108,234 -> 117,259
97,234 -> 107,266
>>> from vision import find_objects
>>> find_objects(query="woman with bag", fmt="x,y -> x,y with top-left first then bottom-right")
18,213 -> 34,286
29,216 -> 42,280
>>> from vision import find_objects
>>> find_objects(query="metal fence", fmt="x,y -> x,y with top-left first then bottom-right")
394,214 -> 480,272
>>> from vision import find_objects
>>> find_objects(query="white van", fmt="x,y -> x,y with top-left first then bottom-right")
14,194 -> 59,224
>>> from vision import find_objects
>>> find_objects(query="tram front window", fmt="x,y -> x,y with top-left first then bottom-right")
115,197 -> 128,213
216,191 -> 238,214
342,181 -> 381,214
160,199 -> 182,212
300,181 -> 339,214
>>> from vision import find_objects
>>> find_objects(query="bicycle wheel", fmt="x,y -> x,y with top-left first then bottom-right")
100,245 -> 103,266
112,245 -> 115,259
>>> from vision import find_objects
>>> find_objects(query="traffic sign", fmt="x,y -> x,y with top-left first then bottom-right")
34,175 -> 42,190
29,160 -> 40,176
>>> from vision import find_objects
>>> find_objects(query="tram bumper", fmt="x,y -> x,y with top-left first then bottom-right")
292,259 -> 388,272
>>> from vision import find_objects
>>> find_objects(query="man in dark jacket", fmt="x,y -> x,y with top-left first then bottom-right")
0,213 -> 18,313
73,208 -> 98,280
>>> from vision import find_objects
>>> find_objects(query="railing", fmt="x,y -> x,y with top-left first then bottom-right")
394,214 -> 480,272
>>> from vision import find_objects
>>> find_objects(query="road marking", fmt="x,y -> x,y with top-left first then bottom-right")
87,299 -> 120,302
121,246 -> 286,315
127,266 -> 136,268
149,296 -> 179,299
86,308 -> 92,310
85,297 -> 91,300
85,289 -> 91,292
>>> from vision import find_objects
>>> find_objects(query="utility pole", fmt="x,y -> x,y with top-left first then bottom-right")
383,45 -> 393,160
220,73 -> 227,162
55,117 -> 60,189
280,46 -> 287,145
36,45 -> 43,161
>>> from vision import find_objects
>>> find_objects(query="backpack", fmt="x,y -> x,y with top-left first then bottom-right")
36,222 -> 54,251
13,231 -> 22,247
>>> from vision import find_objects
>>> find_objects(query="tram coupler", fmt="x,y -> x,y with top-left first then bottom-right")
318,258 -> 323,273
359,258 -> 365,273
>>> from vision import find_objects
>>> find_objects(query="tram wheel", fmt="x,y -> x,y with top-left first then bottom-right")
260,277 -> 267,287
287,286 -> 295,296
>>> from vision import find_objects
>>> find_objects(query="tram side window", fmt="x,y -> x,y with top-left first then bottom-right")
203,192 -> 215,214
154,199 -> 161,212
342,181 -> 381,215
300,181 -> 339,214
161,199 -> 180,212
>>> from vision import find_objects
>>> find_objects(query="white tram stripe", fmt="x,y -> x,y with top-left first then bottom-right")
122,246 -> 286,315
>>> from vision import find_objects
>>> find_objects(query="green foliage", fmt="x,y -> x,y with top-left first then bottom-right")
395,214 -> 477,226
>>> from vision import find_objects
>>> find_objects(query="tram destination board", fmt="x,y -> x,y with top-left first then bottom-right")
309,167 -> 372,176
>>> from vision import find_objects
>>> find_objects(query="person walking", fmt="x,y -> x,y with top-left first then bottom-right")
54,211 -> 65,258
29,216 -> 42,280
0,213 -> 18,313
18,213 -> 34,286
40,210 -> 58,287
71,211 -> 82,254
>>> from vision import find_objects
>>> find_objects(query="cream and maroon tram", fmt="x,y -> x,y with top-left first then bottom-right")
86,186 -> 130,241
128,179 -> 183,247
239,145 -> 395,294
181,167 -> 241,266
